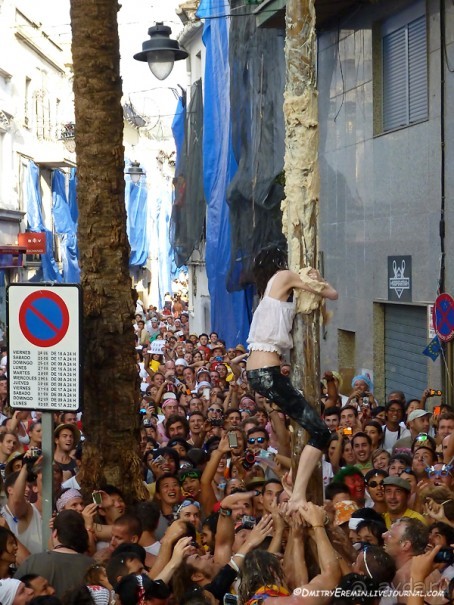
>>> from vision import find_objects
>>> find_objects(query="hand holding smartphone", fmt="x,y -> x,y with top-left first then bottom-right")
92,491 -> 103,506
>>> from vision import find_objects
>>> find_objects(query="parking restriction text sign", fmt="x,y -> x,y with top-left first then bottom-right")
7,284 -> 82,410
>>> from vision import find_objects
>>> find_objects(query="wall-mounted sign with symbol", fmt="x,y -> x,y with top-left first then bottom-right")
433,293 -> 454,343
7,284 -> 82,410
18,232 -> 46,254
388,256 -> 412,302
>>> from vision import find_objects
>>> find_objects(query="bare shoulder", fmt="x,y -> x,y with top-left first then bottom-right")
267,270 -> 299,299
272,270 -> 301,288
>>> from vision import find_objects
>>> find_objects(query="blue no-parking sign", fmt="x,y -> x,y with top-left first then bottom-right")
7,284 -> 82,410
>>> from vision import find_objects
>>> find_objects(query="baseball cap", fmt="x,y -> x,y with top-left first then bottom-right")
197,367 -> 210,376
175,358 -> 188,367
408,409 -> 432,422
382,476 -> 411,492
197,381 -> 211,391
0,579 -> 22,605
162,392 -> 177,401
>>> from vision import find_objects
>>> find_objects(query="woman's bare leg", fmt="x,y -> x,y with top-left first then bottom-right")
286,444 -> 322,511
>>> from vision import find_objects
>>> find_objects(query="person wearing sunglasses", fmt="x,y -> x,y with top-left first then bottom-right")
388,453 -> 413,477
246,245 -> 337,510
179,469 -> 203,501
174,499 -> 202,528
245,428 -> 270,456
426,463 -> 453,488
364,468 -> 388,513
206,405 -> 224,421
411,432 -> 437,453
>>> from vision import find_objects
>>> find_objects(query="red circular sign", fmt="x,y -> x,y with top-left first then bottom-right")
433,293 -> 454,343
19,291 -> 70,347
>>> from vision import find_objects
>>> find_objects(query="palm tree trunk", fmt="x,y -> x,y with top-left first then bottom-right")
283,0 -> 323,504
70,0 -> 147,501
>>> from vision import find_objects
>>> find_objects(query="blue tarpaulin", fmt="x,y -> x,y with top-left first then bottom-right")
125,164 -> 149,267
172,96 -> 186,174
196,0 -> 252,346
152,186 -> 175,308
68,168 -> 78,226
52,170 -> 80,283
25,161 -> 62,283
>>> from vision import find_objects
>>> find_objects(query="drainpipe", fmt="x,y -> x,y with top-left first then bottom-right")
439,0 -> 446,295
439,0 -> 451,401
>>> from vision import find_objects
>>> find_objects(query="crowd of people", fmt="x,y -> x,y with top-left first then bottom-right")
0,260 -> 453,605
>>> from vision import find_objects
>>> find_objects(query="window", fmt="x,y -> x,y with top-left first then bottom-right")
381,3 -> 428,132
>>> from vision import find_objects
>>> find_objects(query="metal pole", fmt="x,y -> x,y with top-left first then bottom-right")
41,412 -> 53,550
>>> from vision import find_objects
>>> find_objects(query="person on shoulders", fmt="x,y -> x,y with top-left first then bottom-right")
246,245 -> 337,509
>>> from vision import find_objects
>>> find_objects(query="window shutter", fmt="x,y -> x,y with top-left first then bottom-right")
408,16 -> 428,123
382,12 -> 428,132
383,27 -> 408,131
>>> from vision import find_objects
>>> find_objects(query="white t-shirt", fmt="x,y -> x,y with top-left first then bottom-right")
144,541 -> 161,556
3,503 -> 42,554
383,424 -> 410,453
323,460 -> 334,487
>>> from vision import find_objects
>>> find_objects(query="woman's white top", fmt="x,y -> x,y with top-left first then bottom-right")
247,273 -> 296,355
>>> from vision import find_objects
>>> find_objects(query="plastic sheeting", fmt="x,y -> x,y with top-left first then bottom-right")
125,165 -> 149,267
25,160 -> 62,283
170,80 -> 206,267
227,0 -> 287,290
196,0 -> 253,346
68,168 -> 78,226
150,183 -> 175,309
52,170 -> 80,283
172,95 -> 186,172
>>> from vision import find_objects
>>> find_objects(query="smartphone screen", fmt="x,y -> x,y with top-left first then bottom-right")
228,432 -> 238,448
92,492 -> 102,506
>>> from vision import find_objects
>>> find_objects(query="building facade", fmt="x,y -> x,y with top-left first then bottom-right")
0,0 -> 75,331
316,0 -> 452,402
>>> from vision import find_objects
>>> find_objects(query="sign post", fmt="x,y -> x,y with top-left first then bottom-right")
7,284 -> 82,550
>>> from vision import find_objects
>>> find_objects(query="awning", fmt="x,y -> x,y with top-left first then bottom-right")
0,245 -> 27,268
34,159 -> 76,169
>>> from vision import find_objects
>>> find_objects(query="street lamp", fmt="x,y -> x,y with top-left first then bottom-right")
125,160 -> 145,184
133,22 -> 188,81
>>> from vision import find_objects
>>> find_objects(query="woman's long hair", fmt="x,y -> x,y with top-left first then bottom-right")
172,560 -> 198,604
238,550 -> 287,605
0,525 -> 17,557
253,245 -> 288,298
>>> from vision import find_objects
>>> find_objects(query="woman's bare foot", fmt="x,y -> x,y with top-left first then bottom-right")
286,494 -> 307,514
